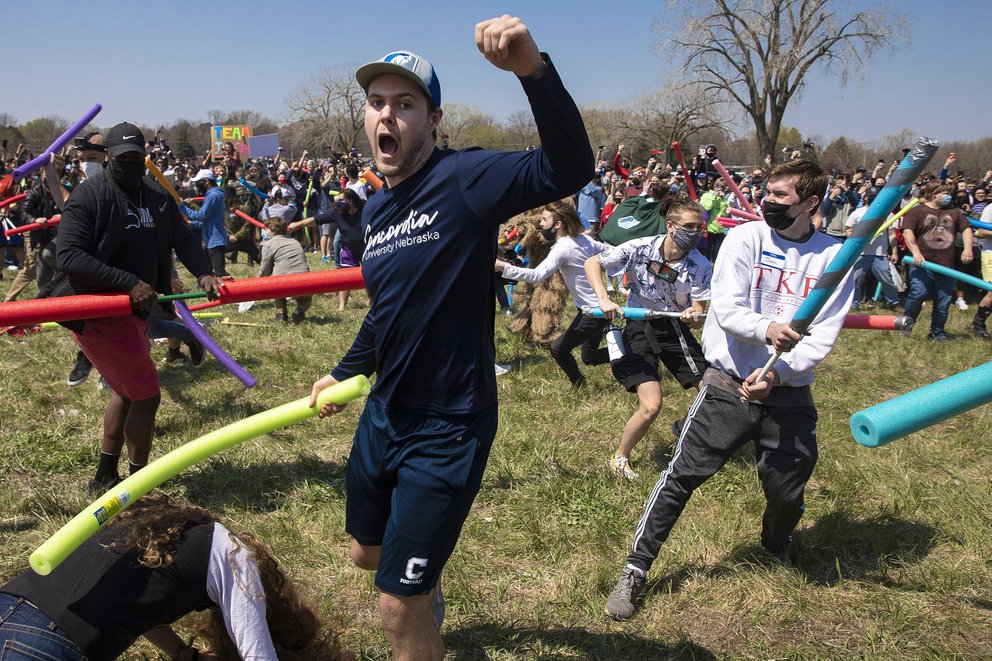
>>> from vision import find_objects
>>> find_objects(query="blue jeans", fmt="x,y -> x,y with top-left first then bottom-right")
903,266 -> 955,337
146,316 -> 195,344
851,255 -> 899,307
0,593 -> 87,660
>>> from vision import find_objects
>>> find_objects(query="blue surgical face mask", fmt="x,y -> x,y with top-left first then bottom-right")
939,194 -> 952,207
336,199 -> 349,210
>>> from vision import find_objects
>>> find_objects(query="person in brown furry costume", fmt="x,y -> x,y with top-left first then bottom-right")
505,209 -> 567,345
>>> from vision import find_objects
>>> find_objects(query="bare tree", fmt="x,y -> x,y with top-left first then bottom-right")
503,110 -> 539,150
437,103 -> 495,149
615,83 -> 730,165
0,112 -> 17,127
18,116 -> 70,154
658,0 -> 906,160
284,65 -> 366,154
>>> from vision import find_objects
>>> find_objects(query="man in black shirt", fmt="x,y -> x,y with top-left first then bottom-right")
309,15 -> 591,660
51,122 -> 219,492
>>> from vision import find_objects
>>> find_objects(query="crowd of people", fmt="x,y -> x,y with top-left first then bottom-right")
0,12 -> 990,659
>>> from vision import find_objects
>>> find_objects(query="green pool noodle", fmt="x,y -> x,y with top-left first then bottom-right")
30,375 -> 370,575
851,361 -> 992,447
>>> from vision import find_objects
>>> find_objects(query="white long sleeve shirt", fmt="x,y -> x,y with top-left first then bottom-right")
206,522 -> 279,660
501,234 -> 606,308
701,222 -> 854,386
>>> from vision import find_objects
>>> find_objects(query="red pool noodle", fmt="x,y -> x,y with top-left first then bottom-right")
0,270 -> 365,324
716,217 -> 739,228
0,194 -> 27,209
728,207 -> 763,222
217,269 -> 365,303
187,300 -> 225,312
671,141 -> 697,201
234,209 -> 266,230
0,294 -> 132,327
712,159 -> 756,215
842,315 -> 910,330
5,216 -> 60,237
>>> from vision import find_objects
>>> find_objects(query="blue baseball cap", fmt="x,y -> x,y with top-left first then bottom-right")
356,50 -> 441,108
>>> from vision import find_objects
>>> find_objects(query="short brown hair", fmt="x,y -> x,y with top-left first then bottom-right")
768,159 -> 829,214
543,200 -> 585,238
664,197 -> 706,226
920,180 -> 951,200
265,217 -> 289,235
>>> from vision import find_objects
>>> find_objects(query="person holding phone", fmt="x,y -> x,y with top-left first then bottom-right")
584,198 -> 711,480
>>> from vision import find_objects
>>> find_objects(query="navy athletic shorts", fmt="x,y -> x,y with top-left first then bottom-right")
345,395 -> 498,596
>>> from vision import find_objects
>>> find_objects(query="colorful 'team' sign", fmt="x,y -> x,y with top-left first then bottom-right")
211,125 -> 252,158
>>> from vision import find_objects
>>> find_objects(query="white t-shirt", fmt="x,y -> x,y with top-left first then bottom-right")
206,522 -> 279,660
844,206 -> 889,257
347,179 -> 368,201
701,222 -> 854,386
980,204 -> 992,252
597,235 -> 711,312
501,234 -> 606,309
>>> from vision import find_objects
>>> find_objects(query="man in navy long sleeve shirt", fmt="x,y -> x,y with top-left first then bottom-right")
181,170 -> 228,276
308,15 -> 592,660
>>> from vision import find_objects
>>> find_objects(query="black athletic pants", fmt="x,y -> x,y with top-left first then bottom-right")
627,382 -> 818,571
208,246 -> 229,277
549,309 -> 610,385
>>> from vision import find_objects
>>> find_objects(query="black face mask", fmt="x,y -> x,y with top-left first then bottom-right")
761,200 -> 798,230
540,226 -> 557,241
109,158 -> 145,190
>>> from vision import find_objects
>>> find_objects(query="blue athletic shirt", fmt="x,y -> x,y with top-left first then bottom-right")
331,56 -> 592,416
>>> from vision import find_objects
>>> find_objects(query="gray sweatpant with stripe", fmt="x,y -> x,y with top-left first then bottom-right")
627,380 -> 818,571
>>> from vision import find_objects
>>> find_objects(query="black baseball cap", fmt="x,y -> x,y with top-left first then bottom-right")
104,122 -> 146,157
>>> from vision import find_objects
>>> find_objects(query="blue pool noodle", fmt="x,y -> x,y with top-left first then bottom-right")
901,256 -> 992,292
851,361 -> 992,447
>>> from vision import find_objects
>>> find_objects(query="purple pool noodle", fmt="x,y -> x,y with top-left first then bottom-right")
174,301 -> 257,388
13,103 -> 102,180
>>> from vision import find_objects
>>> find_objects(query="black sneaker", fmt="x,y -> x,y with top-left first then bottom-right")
605,566 -> 646,621
86,474 -> 122,497
273,312 -> 289,323
67,352 -> 92,386
186,339 -> 206,367
164,348 -> 187,365
761,544 -> 792,566
291,310 -> 306,324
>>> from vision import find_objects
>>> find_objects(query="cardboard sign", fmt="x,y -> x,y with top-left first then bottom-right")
211,125 -> 252,158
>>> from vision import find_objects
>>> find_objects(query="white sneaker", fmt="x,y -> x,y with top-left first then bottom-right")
609,453 -> 638,480
494,363 -> 510,376
956,298 -> 968,311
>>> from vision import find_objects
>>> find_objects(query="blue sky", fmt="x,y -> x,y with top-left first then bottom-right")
5,1 -> 989,144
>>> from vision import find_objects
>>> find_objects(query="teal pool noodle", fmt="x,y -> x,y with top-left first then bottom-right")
901,255 -> 992,292
851,361 -> 992,447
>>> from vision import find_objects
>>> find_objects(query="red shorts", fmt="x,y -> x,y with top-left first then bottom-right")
73,316 -> 159,400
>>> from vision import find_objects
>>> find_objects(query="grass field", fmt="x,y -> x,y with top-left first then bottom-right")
1,255 -> 990,660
